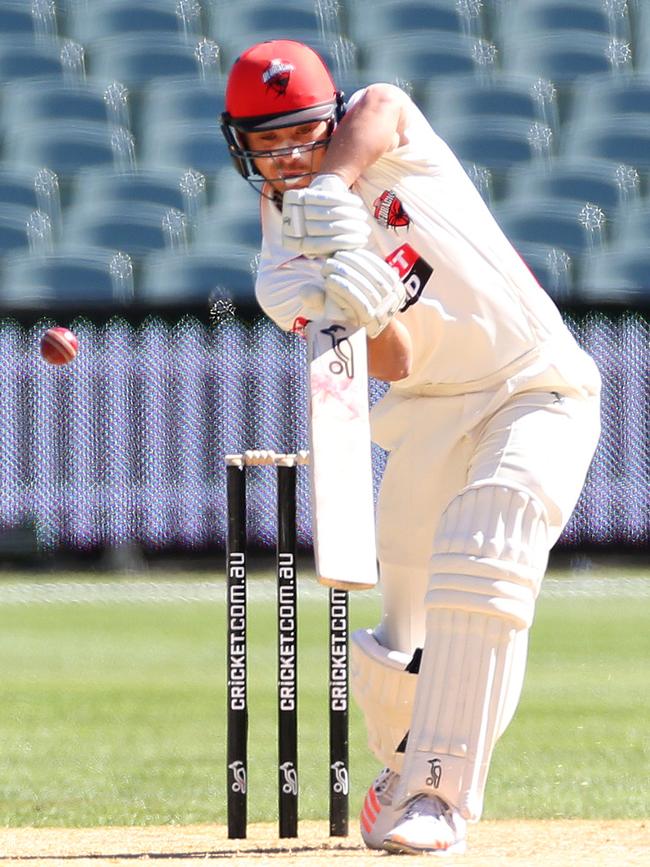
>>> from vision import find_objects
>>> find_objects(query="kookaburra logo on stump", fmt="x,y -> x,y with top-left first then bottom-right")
262,59 -> 294,95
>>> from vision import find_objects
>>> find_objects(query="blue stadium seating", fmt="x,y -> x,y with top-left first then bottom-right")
0,80 -> 124,131
347,0 -> 481,43
0,169 -> 40,209
0,247 -> 125,306
502,31 -> 629,82
70,169 -> 193,213
89,34 -> 215,88
491,198 -> 608,259
0,0 -> 648,306
62,201 -> 186,258
434,116 -> 555,171
577,248 -> 650,303
141,78 -> 226,131
3,120 -> 123,176
142,119 -> 231,174
424,73 -> 559,131
496,0 -> 631,47
0,204 -> 39,256
210,0 -> 329,44
505,158 -> 640,215
193,200 -> 262,251
140,248 -> 258,304
359,32 -> 489,93
68,0 -> 196,44
562,115 -> 650,172
0,1 -> 37,36
0,35 -> 69,81
634,1 -> 650,65
513,240 -> 574,301
570,75 -> 650,123
462,163 -> 495,204
611,202 -> 650,248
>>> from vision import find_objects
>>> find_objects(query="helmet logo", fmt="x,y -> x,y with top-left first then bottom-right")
262,59 -> 294,95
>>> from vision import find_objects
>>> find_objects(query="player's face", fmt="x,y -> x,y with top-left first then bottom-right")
245,120 -> 330,194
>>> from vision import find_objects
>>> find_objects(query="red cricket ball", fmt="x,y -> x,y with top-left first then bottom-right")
40,326 -> 79,366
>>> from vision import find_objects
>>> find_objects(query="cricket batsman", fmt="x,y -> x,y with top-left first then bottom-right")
221,40 -> 601,855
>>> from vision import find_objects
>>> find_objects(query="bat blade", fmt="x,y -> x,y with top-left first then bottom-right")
307,319 -> 378,591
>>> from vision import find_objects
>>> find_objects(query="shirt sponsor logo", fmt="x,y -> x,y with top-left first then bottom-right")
262,59 -> 294,95
385,243 -> 432,310
373,189 -> 410,229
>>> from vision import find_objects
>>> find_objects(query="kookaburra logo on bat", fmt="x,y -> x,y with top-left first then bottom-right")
321,324 -> 354,379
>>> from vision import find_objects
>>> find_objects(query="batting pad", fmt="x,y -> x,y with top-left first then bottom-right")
350,628 -> 418,770
394,483 -> 549,821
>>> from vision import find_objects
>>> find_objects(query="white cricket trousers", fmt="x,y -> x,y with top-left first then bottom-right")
372,385 -> 601,655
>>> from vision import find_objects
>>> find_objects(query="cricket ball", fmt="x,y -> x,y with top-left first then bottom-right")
40,326 -> 79,366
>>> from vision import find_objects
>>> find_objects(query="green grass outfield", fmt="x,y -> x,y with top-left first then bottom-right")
0,568 -> 648,827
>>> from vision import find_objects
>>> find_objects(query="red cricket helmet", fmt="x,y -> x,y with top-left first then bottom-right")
220,40 -> 345,189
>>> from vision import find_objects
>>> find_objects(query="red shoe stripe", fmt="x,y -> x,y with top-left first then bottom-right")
363,789 -> 378,821
360,809 -> 373,834
362,798 -> 376,826
368,787 -> 381,814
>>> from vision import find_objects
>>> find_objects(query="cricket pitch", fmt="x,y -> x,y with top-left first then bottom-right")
1,820 -> 648,866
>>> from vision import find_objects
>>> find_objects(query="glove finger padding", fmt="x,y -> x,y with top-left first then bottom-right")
281,178 -> 371,256
321,249 -> 407,337
325,274 -> 378,325
329,249 -> 405,295
300,187 -> 367,211
286,233 -> 370,257
324,256 -> 384,304
302,204 -> 370,236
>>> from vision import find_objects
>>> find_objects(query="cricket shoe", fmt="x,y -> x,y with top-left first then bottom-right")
382,793 -> 467,856
359,767 -> 405,850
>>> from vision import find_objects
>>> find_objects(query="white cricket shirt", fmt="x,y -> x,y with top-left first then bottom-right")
255,87 -> 600,399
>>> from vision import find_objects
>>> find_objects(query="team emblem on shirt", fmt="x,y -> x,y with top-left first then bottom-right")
262,59 -> 294,95
373,190 -> 410,229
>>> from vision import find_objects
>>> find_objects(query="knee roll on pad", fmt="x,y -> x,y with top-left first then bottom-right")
427,482 -> 550,630
350,628 -> 418,770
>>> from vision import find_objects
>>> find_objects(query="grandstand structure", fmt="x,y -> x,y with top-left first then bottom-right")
0,0 -> 648,306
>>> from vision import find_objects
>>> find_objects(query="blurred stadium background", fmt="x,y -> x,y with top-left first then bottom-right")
0,0 -> 647,564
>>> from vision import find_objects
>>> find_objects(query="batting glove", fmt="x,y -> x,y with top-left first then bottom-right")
321,249 -> 406,337
297,284 -> 350,324
282,174 -> 372,258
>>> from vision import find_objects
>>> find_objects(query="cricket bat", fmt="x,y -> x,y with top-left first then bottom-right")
307,319 -> 378,591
